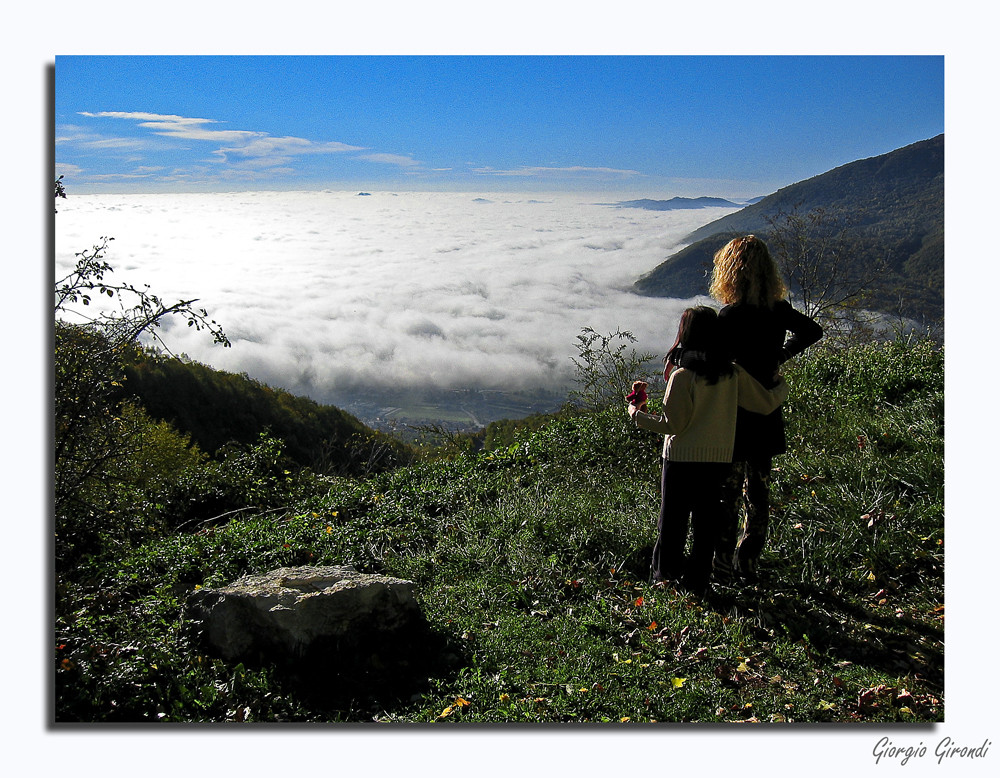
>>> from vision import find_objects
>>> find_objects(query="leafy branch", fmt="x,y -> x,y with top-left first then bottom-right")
569,327 -> 657,411
56,238 -> 230,353
55,175 -> 66,212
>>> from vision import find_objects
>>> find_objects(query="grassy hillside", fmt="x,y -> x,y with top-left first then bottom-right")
55,336 -> 944,723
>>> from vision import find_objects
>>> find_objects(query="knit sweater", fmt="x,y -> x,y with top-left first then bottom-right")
631,364 -> 789,462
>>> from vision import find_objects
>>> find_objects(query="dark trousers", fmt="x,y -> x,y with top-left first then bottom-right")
652,460 -> 731,592
718,456 -> 773,572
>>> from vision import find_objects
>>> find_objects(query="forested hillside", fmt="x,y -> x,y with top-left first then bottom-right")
634,135 -> 944,326
121,350 -> 411,475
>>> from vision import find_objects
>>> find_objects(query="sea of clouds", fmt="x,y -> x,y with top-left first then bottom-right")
55,190 -> 734,417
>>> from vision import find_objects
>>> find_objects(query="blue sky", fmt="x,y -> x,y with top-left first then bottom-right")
55,55 -> 943,199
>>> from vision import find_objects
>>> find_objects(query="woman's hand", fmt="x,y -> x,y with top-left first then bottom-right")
627,403 -> 639,419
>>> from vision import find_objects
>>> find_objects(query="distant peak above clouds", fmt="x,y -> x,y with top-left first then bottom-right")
609,197 -> 743,211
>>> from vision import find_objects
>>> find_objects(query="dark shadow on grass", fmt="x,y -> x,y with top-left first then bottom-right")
193,617 -> 470,722
286,622 -> 468,718
705,575 -> 944,692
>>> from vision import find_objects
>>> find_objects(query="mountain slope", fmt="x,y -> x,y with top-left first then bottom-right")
633,135 -> 944,324
121,353 -> 412,475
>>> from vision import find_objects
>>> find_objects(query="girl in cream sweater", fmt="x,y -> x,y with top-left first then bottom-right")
628,306 -> 788,594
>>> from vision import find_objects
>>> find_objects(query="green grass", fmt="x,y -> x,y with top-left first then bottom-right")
54,337 -> 944,723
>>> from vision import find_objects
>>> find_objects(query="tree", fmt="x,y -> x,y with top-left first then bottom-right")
54,181 -> 230,562
569,327 -> 657,411
764,205 -> 889,341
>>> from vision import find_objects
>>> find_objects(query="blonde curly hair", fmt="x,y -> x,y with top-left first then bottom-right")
708,234 -> 787,307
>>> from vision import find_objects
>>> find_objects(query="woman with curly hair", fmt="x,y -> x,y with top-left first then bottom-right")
629,306 -> 789,594
709,235 -> 824,581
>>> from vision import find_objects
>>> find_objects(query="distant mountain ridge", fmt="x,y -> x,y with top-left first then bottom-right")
611,196 -> 742,210
633,134 -> 944,325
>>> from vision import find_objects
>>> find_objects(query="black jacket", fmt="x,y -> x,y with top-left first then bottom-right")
718,300 -> 823,459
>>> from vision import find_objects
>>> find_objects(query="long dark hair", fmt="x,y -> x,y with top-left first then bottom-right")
663,306 -> 734,385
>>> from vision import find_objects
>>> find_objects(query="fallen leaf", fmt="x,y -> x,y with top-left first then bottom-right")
437,696 -> 471,719
437,705 -> 456,719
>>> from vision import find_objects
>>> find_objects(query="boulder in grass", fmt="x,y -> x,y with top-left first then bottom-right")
185,565 -> 428,677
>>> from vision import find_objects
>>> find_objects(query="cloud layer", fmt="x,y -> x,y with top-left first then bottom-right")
55,191 -> 732,411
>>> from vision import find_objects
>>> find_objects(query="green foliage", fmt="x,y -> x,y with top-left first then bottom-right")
54,324 -> 208,563
120,350 -> 411,475
788,336 -> 942,410
54,178 -> 233,565
55,337 -> 943,723
113,402 -> 208,494
568,327 -> 658,411
773,339 -> 943,594
480,410 -> 563,451
157,432 -> 331,531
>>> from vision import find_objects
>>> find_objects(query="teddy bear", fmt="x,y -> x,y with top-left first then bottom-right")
625,380 -> 648,413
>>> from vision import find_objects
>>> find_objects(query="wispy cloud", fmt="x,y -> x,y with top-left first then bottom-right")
57,130 -> 150,152
62,112 -> 645,191
472,165 -> 642,179
215,137 -> 366,166
80,112 -> 366,166
54,162 -> 83,178
85,172 -> 161,181
359,152 -> 421,167
79,112 -> 264,144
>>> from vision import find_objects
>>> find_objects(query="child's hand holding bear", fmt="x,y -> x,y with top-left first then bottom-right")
626,380 -> 648,414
